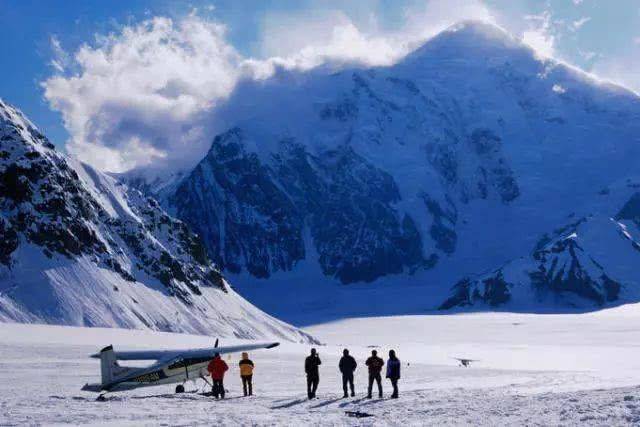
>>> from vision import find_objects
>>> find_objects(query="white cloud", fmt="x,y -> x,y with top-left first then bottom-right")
43,16 -> 243,172
258,10 -> 402,69
522,29 -> 555,58
43,1 -> 497,173
571,16 -> 591,31
592,45 -> 640,94
49,36 -> 71,73
552,83 -> 566,94
522,11 -> 556,59
258,0 -> 494,69
578,49 -> 597,61
41,2 -> 640,175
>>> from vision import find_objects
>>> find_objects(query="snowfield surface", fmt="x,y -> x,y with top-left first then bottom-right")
3,306 -> 640,425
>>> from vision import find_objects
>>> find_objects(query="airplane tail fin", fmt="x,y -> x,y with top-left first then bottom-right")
99,345 -> 133,386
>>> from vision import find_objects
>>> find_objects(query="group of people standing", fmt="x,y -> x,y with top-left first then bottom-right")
305,348 -> 401,400
205,348 -> 401,400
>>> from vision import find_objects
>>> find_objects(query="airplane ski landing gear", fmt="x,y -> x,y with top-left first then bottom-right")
175,384 -> 185,394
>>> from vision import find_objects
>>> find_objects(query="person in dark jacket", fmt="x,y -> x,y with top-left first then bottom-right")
305,348 -> 322,399
339,349 -> 357,398
239,352 -> 254,397
207,353 -> 229,399
386,350 -> 401,399
365,350 -> 384,398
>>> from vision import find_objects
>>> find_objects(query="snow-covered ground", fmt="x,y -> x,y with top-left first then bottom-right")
3,305 -> 640,425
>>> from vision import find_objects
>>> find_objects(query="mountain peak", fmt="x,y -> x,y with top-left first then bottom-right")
444,20 -> 514,40
405,20 -> 529,64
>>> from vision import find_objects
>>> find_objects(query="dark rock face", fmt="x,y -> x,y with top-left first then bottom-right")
167,66 -> 526,285
439,278 -> 474,309
469,129 -> 520,203
425,127 -> 520,205
306,145 -> 425,283
616,192 -> 640,225
529,236 -> 620,305
0,216 -> 18,265
172,129 -> 305,278
173,129 -> 429,284
424,195 -> 458,254
440,218 -> 625,310
439,270 -> 512,310
0,99 -> 224,304
320,97 -> 359,122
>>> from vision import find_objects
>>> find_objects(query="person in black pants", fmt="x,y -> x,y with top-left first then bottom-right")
386,350 -> 401,399
365,350 -> 384,398
239,352 -> 254,396
305,348 -> 322,399
339,348 -> 357,398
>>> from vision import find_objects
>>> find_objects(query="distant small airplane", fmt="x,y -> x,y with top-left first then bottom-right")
82,339 -> 279,397
453,357 -> 479,367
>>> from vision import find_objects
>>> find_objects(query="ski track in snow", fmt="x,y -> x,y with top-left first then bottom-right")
3,307 -> 640,426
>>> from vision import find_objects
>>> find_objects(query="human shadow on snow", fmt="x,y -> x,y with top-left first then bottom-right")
339,397 -> 368,407
309,397 -> 343,409
270,398 -> 307,409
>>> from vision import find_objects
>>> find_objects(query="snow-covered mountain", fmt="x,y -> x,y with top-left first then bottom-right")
441,209 -> 640,310
128,21 -> 640,320
0,98 -> 314,342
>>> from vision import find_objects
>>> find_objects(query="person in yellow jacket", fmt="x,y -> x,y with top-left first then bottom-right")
239,352 -> 255,396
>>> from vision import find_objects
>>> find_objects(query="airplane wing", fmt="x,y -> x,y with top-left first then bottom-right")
90,342 -> 280,361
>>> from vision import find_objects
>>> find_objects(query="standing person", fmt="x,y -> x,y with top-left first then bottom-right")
207,353 -> 229,399
386,350 -> 401,399
305,348 -> 322,399
339,349 -> 357,398
365,350 -> 384,399
239,352 -> 255,397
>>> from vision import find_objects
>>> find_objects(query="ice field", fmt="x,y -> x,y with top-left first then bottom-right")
3,304 -> 640,425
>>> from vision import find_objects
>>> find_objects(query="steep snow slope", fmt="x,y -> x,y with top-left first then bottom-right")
154,21 -> 640,320
0,98 -> 313,342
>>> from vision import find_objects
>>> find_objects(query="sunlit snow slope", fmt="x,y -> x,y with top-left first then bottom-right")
0,98 -> 313,342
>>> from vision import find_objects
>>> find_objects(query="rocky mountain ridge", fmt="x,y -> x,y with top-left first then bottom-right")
0,98 -> 314,342
128,21 -> 640,320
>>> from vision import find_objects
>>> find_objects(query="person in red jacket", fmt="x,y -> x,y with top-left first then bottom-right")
207,353 -> 229,399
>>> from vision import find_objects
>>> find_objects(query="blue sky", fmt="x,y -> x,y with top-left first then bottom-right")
1,0 -> 639,171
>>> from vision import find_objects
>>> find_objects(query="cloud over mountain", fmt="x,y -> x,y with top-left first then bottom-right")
42,1 -> 581,174
40,1 -> 502,173
43,16 -> 242,172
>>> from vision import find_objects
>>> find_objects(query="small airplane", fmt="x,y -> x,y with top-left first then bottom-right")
453,357 -> 479,367
82,339 -> 279,397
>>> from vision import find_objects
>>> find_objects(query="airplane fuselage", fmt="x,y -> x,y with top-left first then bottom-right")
86,357 -> 213,392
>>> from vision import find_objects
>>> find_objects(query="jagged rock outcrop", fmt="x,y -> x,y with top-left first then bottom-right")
0,99 -> 315,342
172,130 -> 428,283
440,207 -> 640,310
